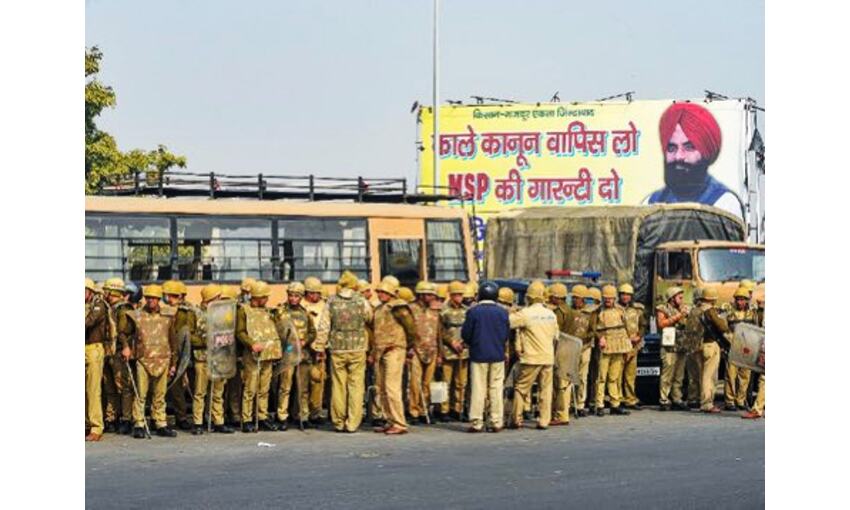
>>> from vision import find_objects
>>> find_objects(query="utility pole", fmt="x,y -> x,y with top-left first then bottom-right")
432,0 -> 440,192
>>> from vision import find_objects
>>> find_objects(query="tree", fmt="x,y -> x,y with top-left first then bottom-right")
85,46 -> 186,193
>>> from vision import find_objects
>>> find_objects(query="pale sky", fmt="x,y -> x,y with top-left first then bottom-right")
86,0 -> 764,186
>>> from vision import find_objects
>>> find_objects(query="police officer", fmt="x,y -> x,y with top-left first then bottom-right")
368,275 -> 400,426
190,284 -> 236,434
575,286 -> 598,416
724,286 -> 756,411
508,280 -> 557,429
303,276 -> 327,425
398,287 -> 416,304
237,281 -> 288,432
593,285 -> 632,416
439,280 -> 469,422
221,285 -> 243,426
370,276 -> 419,435
99,278 -> 132,434
162,280 -> 194,431
548,282 -> 572,426
619,283 -> 647,410
408,281 -> 442,424
314,271 -> 373,433
85,278 -> 107,441
497,287 -> 517,312
657,287 -> 690,411
122,285 -> 179,438
274,281 -> 316,430
688,287 -> 731,414
742,292 -> 765,420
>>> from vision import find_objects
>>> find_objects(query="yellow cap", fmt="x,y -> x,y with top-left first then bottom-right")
398,287 -> 415,303
526,280 -> 547,301
601,285 -> 618,299
85,278 -> 97,291
143,284 -> 163,299
665,286 -> 684,301
304,276 -> 323,293
702,287 -> 719,301
437,284 -> 448,299
251,281 -> 271,298
587,287 -> 602,302
498,287 -> 514,305
549,283 -> 568,299
463,281 -> 477,299
103,277 -> 126,293
448,280 -> 466,295
288,282 -> 305,296
733,287 -> 750,299
740,279 -> 756,291
357,279 -> 371,292
240,277 -> 257,293
162,280 -> 183,296
337,270 -> 359,290
571,284 -> 588,299
201,284 -> 222,302
618,283 -> 634,295
415,281 -> 437,295
221,286 -> 239,300
376,276 -> 399,296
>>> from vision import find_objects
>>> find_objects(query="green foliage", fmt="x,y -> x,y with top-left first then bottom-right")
85,46 -> 186,193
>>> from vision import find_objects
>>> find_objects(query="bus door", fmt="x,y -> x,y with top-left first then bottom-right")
368,218 -> 425,289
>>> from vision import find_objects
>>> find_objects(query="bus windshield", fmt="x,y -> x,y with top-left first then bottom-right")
697,248 -> 765,283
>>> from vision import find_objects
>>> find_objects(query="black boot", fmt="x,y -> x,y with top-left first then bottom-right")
132,427 -> 146,439
103,421 -> 117,433
214,424 -> 235,434
242,423 -> 256,433
118,421 -> 132,435
259,419 -> 278,431
577,408 -> 588,417
276,420 -> 289,431
611,407 -> 631,416
177,419 -> 193,431
156,427 -> 177,438
659,404 -> 671,411
596,408 -> 606,417
191,425 -> 204,435
418,416 -> 429,425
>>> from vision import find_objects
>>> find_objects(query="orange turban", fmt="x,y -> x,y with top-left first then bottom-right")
659,103 -> 722,164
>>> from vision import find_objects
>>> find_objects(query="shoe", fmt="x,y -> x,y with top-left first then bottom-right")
611,407 -> 631,416
384,426 -> 408,435
550,419 -> 569,426
156,427 -> 177,438
118,421 -> 132,435
418,416 -> 428,425
741,411 -> 763,420
309,417 -> 326,426
214,424 -> 235,434
276,421 -> 289,431
701,407 -> 722,414
259,419 -> 278,431
624,403 -> 643,411
467,426 -> 484,433
371,418 -> 387,428
671,402 -> 689,411
191,425 -> 204,435
103,422 -> 117,434
242,423 -> 256,433
85,433 -> 103,442
688,401 -> 700,409
522,411 -> 534,421
576,409 -> 588,417
132,427 -> 146,439
724,404 -> 738,412
177,420 -> 193,431
508,422 -> 523,430
450,411 -> 462,422
596,409 -> 606,417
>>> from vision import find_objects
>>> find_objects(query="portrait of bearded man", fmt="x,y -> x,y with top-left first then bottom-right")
644,102 -> 744,218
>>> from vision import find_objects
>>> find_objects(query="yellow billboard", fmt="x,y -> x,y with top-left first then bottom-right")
419,99 -> 749,221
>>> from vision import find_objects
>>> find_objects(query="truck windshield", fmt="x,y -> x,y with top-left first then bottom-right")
698,248 -> 765,283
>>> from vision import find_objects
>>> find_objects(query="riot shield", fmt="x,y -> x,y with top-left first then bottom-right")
554,333 -> 583,386
273,318 -> 302,377
167,326 -> 192,390
729,323 -> 765,374
207,299 -> 238,380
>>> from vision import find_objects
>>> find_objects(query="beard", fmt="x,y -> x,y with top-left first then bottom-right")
664,160 -> 709,200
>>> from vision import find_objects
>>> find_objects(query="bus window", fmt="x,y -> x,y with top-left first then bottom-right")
176,217 -> 273,282
426,219 -> 467,282
85,214 -> 171,281
278,218 -> 368,282
379,239 -> 421,288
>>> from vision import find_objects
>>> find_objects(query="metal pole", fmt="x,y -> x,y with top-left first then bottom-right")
432,0 -> 440,195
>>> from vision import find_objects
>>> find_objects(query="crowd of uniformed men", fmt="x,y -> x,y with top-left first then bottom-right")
84,272 -> 765,442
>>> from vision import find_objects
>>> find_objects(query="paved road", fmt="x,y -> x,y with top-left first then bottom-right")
86,410 -> 764,509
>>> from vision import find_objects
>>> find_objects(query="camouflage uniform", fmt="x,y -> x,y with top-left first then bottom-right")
724,308 -> 757,408
102,300 -> 133,430
594,305 -> 631,411
621,302 -> 647,407
439,302 -> 469,416
688,301 -> 731,411
314,288 -> 373,432
408,301 -> 442,419
127,308 -> 178,430
237,304 -> 285,425
274,302 -> 315,423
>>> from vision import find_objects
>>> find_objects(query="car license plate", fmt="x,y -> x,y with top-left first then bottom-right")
636,366 -> 660,377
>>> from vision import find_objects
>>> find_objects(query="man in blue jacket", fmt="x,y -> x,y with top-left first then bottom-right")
461,281 -> 510,433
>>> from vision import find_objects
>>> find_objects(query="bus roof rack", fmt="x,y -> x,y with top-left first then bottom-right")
97,170 -> 461,204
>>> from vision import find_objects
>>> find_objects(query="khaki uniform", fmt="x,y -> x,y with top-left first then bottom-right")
303,299 -> 327,420
408,302 -> 441,419
552,303 -> 575,422
594,305 -> 631,409
85,297 -> 110,435
372,299 -> 418,431
439,303 -> 469,415
127,308 -> 178,429
191,302 -> 227,426
621,302 -> 647,406
274,303 -> 315,422
689,303 -> 731,410
103,302 -> 134,423
724,308 -> 756,408
570,304 -> 597,410
750,304 -> 765,416
657,302 -> 688,406
237,304 -> 284,424
167,304 -> 198,425
314,288 -> 373,432
509,303 -> 557,427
